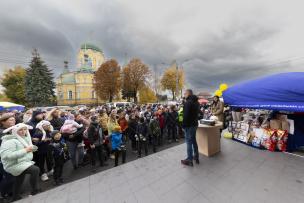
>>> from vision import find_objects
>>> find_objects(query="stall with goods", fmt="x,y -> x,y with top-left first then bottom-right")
223,72 -> 304,152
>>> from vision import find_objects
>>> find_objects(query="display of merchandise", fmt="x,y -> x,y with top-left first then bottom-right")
227,110 -> 290,152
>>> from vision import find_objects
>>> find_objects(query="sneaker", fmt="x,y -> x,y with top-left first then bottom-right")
100,163 -> 108,167
181,159 -> 193,167
31,189 -> 42,196
41,173 -> 49,181
47,169 -> 54,176
12,195 -> 22,201
53,180 -> 61,186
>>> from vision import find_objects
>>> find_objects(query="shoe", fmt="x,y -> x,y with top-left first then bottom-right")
110,155 -> 115,159
53,180 -> 61,186
12,195 -> 22,201
31,189 -> 42,196
73,165 -> 78,170
195,158 -> 200,164
59,178 -> 64,183
47,169 -> 54,176
41,173 -> 49,181
181,159 -> 193,167
100,163 -> 108,167
91,168 -> 97,173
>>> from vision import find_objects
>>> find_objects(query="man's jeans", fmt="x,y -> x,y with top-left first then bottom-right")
184,126 -> 199,161
67,141 -> 84,168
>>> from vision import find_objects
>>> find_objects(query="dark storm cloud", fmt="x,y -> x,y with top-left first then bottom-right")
0,0 -> 293,93
180,21 -> 281,92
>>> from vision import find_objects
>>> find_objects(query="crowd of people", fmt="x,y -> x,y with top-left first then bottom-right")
0,89 -> 225,202
0,100 -> 187,202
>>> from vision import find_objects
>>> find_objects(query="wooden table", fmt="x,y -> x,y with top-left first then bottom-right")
196,122 -> 222,157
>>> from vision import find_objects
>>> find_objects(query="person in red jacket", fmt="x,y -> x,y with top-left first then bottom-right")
118,112 -> 128,143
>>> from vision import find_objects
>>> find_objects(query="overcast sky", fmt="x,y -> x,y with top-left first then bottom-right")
0,0 -> 304,93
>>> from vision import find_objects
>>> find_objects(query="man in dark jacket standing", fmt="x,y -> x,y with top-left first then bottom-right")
181,89 -> 200,167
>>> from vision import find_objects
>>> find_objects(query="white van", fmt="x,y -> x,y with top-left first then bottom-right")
109,102 -> 134,109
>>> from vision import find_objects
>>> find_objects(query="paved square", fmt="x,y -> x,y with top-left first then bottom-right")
18,138 -> 304,203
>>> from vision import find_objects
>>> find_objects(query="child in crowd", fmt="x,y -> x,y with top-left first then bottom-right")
60,115 -> 83,134
111,126 -> 126,167
136,117 -> 148,157
149,114 -> 161,153
49,130 -> 69,186
33,120 -> 54,181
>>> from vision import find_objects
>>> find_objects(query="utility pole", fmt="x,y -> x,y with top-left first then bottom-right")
175,60 -> 179,101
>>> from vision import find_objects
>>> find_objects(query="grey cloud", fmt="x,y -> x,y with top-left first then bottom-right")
0,0 -> 301,95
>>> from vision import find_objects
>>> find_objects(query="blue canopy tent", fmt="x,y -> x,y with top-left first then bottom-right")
223,72 -> 304,151
223,72 -> 304,112
0,102 -> 25,112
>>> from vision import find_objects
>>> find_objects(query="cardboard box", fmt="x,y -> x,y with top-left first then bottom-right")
270,119 -> 281,130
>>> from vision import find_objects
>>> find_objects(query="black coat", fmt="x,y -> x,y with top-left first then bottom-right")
87,122 -> 103,146
182,95 -> 200,128
50,117 -> 64,131
167,111 -> 178,127
137,122 -> 148,137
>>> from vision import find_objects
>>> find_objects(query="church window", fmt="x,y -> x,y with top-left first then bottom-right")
68,90 -> 73,100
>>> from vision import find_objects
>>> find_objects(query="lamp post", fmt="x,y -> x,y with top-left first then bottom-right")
175,59 -> 190,101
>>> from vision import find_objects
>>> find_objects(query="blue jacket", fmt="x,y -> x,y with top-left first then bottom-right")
111,132 -> 122,150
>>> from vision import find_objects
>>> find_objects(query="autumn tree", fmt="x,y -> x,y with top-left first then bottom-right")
94,59 -> 121,102
121,71 -> 135,102
139,85 -> 157,104
1,66 -> 26,104
0,93 -> 10,102
122,58 -> 150,103
25,49 -> 56,106
160,64 -> 185,100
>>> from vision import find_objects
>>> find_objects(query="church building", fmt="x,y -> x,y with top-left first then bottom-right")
56,43 -> 105,105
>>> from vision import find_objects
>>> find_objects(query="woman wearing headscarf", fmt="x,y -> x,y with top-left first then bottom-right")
0,113 -> 16,200
0,123 -> 41,201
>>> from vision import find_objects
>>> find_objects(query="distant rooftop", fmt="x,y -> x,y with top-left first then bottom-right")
80,43 -> 102,53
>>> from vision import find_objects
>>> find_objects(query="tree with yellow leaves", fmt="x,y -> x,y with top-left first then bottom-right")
139,85 -> 157,104
94,59 -> 121,102
160,64 -> 185,100
1,66 -> 26,104
122,58 -> 150,103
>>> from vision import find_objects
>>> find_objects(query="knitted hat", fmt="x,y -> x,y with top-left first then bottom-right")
0,113 -> 15,122
36,120 -> 54,140
50,130 -> 60,138
3,123 -> 33,147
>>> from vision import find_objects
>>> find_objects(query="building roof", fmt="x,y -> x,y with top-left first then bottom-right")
80,43 -> 102,53
60,73 -> 76,84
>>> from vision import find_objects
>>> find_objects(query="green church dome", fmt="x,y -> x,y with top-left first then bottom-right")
81,43 -> 102,53
60,73 -> 76,84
